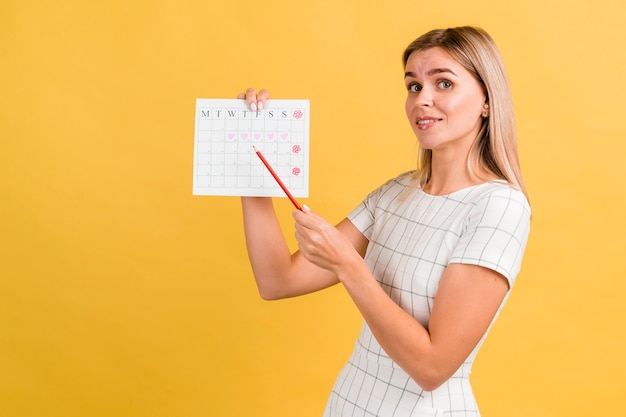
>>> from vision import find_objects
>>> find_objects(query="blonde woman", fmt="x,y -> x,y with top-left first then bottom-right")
240,26 -> 531,417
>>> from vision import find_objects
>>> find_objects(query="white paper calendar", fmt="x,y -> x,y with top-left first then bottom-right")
192,98 -> 310,197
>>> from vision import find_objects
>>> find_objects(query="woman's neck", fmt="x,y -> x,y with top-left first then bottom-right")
423,153 -> 498,196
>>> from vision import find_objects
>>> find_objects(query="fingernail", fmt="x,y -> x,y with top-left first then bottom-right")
251,102 -> 257,111
258,102 -> 264,111
302,204 -> 311,212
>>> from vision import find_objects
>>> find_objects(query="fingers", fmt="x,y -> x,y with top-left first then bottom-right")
293,209 -> 334,248
237,88 -> 270,111
292,206 -> 317,229
293,209 -> 318,250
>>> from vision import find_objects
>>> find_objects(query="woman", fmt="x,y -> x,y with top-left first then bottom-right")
240,26 -> 531,417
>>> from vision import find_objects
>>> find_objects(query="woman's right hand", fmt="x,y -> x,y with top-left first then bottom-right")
237,88 -> 270,111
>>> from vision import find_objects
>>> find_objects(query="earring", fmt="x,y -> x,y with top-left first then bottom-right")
482,103 -> 489,118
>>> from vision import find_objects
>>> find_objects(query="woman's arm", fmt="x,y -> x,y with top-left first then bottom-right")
238,88 -> 369,299
343,261 -> 508,391
293,208 -> 509,391
242,198 -> 367,299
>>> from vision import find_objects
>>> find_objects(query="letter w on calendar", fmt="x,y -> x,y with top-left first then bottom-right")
192,98 -> 310,197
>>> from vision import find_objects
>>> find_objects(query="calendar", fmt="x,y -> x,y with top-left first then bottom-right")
192,98 -> 310,197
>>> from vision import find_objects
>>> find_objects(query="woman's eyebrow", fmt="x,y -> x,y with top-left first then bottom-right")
427,67 -> 457,76
404,68 -> 458,78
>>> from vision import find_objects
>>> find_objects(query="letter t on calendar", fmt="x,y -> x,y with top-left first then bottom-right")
192,98 -> 310,198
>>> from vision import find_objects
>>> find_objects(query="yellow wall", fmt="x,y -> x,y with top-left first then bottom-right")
1,1 -> 624,416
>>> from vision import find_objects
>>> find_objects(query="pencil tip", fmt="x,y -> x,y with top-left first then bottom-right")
252,145 -> 258,152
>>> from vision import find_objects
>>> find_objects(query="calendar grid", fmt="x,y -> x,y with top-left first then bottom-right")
192,99 -> 310,197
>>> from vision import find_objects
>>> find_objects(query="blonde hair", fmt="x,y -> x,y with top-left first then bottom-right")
403,26 -> 528,201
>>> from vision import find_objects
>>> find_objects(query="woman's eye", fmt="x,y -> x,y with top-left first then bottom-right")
408,83 -> 422,92
438,80 -> 452,89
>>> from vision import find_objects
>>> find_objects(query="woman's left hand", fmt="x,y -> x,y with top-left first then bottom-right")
293,207 -> 362,276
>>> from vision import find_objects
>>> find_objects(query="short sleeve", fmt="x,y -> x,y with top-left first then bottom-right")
449,187 -> 531,287
347,188 -> 377,240
346,173 -> 414,240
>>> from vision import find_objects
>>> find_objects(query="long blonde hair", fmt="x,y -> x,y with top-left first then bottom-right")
403,26 -> 528,201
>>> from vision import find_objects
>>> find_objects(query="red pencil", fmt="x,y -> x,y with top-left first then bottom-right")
253,146 -> 303,211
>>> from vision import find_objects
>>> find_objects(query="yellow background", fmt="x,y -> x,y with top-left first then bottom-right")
1,0 -> 624,416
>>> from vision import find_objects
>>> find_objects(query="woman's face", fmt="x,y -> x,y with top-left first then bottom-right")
404,47 -> 486,154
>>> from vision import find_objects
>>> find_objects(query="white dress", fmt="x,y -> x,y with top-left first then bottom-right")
323,171 -> 531,417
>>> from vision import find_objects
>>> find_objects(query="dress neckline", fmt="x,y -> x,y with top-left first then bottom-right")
418,179 -> 507,198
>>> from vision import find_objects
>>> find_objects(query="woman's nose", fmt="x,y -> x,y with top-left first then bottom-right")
415,88 -> 434,106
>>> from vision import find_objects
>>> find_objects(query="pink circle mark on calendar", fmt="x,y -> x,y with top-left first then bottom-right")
292,144 -> 301,154
293,110 -> 303,119
292,167 -> 301,176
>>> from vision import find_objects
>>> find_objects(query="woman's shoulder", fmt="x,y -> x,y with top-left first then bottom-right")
379,170 -> 418,190
366,170 -> 418,199
465,180 -> 531,219
355,171 -> 417,213
472,180 -> 529,204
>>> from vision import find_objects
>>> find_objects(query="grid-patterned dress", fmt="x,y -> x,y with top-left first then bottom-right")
323,171 -> 531,417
